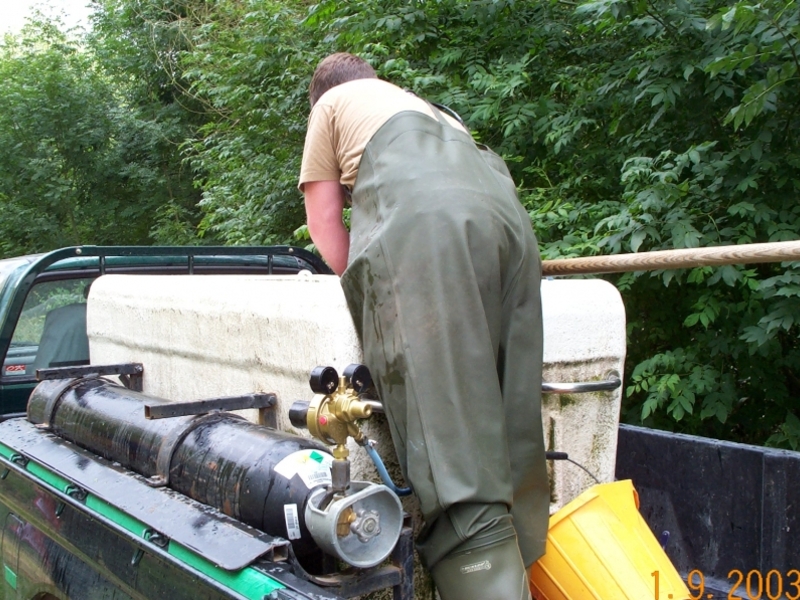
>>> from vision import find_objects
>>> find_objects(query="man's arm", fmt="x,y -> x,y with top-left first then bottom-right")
304,180 -> 349,276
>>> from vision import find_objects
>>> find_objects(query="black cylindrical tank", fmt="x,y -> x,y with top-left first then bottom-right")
27,377 -> 334,557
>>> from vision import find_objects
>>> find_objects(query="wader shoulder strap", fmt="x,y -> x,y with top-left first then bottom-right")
428,101 -> 468,130
402,88 -> 468,131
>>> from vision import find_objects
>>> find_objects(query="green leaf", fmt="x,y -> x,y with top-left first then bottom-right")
631,229 -> 646,252
684,313 -> 700,327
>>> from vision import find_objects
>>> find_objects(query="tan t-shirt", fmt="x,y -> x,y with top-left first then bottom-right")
299,78 -> 465,191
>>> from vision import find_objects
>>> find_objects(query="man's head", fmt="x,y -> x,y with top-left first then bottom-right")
309,53 -> 377,107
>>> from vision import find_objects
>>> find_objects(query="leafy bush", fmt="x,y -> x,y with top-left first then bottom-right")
307,0 -> 800,448
0,15 -> 203,256
6,0 -> 799,448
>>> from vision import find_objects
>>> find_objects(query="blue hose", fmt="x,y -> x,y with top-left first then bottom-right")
363,442 -> 413,496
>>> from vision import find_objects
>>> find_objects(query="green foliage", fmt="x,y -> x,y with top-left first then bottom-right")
90,0 -> 201,107
91,0 -> 325,245
767,410 -> 800,450
0,16 -> 203,257
90,0 -> 208,242
5,0 -> 800,448
302,0 -> 800,448
179,0 -> 325,245
569,0 -> 800,447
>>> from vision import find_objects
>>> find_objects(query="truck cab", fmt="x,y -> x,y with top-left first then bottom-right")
0,246 -> 331,419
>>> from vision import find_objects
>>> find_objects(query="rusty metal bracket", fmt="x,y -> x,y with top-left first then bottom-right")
144,392 -> 277,426
145,395 -> 279,486
36,363 -> 144,392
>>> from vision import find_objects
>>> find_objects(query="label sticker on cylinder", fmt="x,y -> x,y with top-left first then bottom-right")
284,504 -> 301,540
274,449 -> 332,489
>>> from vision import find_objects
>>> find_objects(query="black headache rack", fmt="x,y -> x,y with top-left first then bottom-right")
30,245 -> 332,276
0,245 -> 332,349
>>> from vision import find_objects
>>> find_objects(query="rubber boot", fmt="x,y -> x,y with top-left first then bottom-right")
431,535 -> 532,600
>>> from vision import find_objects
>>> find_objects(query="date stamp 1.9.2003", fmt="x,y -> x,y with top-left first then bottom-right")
652,569 -> 800,600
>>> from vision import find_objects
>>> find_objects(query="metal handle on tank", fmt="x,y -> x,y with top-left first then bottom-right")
361,372 -> 622,415
541,372 -> 621,394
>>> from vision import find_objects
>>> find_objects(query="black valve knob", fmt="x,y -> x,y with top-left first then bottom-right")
309,366 -> 339,395
343,364 -> 372,393
288,400 -> 311,429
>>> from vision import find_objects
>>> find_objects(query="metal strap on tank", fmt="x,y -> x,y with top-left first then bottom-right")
362,372 -> 623,415
144,392 -> 278,427
35,376 -> 101,431
148,411 -> 246,488
36,363 -> 144,392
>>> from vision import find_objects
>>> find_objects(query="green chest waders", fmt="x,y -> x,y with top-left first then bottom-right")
340,111 -> 549,599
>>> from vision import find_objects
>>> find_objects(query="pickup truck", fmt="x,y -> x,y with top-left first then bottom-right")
0,246 -> 796,600
0,247 -> 422,600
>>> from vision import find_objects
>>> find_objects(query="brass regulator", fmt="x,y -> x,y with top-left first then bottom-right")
289,364 -> 375,492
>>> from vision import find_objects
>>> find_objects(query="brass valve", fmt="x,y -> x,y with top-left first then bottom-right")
288,364 -> 374,473
306,374 -> 372,460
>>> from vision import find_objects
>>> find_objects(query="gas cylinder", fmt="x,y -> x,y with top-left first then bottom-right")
27,377 -> 334,558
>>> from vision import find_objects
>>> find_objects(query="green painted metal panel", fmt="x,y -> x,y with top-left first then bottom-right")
0,440 -> 285,599
3,565 -> 16,590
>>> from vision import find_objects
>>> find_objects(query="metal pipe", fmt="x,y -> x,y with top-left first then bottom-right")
361,400 -> 385,414
541,239 -> 800,277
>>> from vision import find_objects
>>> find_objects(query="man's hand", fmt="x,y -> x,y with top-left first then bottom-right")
304,180 -> 350,276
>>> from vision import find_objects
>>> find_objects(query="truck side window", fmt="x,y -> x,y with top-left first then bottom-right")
3,278 -> 94,379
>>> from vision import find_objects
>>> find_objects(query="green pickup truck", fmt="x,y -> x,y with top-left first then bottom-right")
0,247 -> 421,600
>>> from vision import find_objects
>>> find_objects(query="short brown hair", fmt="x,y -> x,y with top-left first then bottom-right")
309,53 -> 377,106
